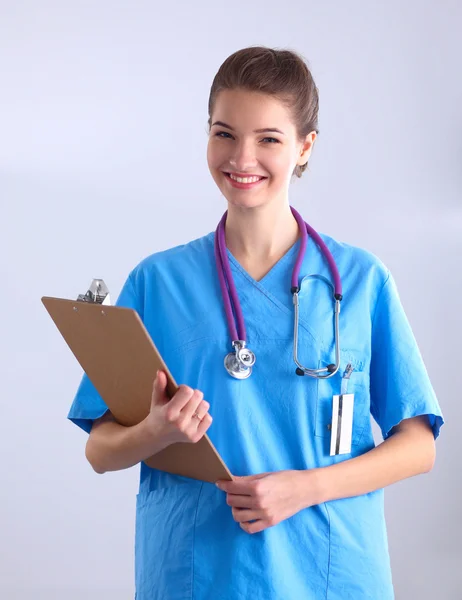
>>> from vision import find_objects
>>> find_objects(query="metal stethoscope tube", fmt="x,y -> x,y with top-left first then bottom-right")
292,275 -> 341,379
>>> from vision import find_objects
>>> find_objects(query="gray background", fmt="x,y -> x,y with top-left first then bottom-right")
1,1 -> 460,598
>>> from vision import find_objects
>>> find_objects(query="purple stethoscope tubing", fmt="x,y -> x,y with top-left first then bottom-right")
289,207 -> 342,297
215,206 -> 343,379
215,212 -> 246,342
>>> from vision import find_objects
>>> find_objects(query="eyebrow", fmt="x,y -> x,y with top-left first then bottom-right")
211,121 -> 285,135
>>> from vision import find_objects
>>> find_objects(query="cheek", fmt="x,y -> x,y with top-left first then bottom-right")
267,151 -> 294,180
207,140 -> 225,170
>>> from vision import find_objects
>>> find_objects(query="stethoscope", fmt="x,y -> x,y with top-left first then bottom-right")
214,206 -> 343,380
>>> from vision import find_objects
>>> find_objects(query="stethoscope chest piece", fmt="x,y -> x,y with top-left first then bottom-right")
224,341 -> 256,380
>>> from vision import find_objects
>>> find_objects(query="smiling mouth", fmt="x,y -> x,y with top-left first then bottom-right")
224,173 -> 267,183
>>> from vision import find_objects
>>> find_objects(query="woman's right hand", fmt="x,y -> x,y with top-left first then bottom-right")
144,370 -> 213,445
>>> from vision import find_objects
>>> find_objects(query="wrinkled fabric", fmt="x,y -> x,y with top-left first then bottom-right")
68,231 -> 444,600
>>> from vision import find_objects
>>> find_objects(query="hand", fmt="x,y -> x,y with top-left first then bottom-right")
144,370 -> 213,445
216,470 -> 320,534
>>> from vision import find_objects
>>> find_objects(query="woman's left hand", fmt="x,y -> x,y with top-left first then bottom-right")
216,469 -> 321,534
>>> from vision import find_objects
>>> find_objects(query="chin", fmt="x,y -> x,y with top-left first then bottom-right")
224,195 -> 272,211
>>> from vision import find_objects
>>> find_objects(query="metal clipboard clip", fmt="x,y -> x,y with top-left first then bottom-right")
76,279 -> 111,306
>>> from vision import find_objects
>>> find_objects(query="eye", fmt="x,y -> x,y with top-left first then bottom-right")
213,131 -> 280,144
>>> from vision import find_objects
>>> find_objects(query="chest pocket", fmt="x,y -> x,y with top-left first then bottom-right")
314,350 -> 370,447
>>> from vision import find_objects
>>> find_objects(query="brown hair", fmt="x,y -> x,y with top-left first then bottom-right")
207,46 -> 319,179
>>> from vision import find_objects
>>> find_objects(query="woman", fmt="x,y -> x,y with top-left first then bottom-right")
68,47 -> 444,599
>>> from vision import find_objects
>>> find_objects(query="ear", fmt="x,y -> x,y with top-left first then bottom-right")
297,131 -> 317,166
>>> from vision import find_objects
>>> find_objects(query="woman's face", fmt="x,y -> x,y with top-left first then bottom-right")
207,88 -> 315,210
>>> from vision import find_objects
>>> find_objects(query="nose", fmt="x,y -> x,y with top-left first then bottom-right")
229,139 -> 258,172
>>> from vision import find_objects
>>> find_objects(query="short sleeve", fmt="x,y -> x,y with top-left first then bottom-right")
67,273 -> 142,434
370,271 -> 444,440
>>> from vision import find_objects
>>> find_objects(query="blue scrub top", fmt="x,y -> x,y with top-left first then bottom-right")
68,230 -> 444,600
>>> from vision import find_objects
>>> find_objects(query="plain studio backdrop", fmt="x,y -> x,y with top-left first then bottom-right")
1,2 -> 460,599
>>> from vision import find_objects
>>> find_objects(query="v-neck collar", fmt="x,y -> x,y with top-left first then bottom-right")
205,230 -> 323,348
225,236 -> 302,287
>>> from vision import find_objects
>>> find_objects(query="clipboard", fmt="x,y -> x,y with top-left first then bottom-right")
41,280 -> 233,483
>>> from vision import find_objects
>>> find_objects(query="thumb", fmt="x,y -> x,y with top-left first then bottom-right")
151,370 -> 168,406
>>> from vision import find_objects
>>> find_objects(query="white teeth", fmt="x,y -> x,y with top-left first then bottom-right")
229,174 -> 263,184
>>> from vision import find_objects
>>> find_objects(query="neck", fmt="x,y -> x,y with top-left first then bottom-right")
224,201 -> 300,264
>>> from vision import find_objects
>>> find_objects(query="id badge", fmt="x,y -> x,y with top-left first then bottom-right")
330,393 -> 354,456
330,363 -> 355,456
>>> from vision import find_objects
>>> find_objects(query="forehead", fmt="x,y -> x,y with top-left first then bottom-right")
212,89 -> 295,131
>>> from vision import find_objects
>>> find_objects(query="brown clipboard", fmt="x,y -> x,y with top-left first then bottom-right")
41,296 -> 233,483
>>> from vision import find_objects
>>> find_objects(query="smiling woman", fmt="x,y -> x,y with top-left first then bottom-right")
67,45 -> 444,600
207,88 -> 316,208
207,47 -> 319,180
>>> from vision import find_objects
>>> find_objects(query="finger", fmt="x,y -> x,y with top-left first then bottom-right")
231,507 -> 262,523
181,391 -> 208,420
216,479 -> 256,495
194,413 -> 213,438
226,494 -> 257,509
191,399 -> 211,423
240,520 -> 269,534
164,385 -> 196,419
237,472 -> 270,481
